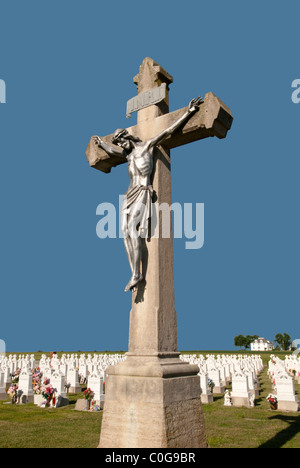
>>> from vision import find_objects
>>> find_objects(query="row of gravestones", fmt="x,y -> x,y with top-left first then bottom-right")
284,355 -> 300,383
5,352 -> 297,412
268,355 -> 300,412
181,354 -> 264,408
0,353 -> 126,408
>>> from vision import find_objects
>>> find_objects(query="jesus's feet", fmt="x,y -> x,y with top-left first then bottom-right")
124,274 -> 143,292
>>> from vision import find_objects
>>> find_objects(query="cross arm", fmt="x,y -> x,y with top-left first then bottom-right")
85,92 -> 233,174
85,136 -> 128,174
145,98 -> 201,150
161,92 -> 233,150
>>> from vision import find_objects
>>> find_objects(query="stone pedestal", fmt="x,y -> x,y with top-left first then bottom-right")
99,355 -> 207,448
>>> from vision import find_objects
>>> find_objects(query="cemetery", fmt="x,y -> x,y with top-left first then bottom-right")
0,350 -> 300,448
1,0 -> 299,450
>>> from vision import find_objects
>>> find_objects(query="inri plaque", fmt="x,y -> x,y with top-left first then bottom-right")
126,83 -> 167,118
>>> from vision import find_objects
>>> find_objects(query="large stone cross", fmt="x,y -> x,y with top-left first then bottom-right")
85,58 -> 233,448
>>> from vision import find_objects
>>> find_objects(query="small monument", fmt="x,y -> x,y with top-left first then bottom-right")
18,365 -> 34,403
224,390 -> 232,407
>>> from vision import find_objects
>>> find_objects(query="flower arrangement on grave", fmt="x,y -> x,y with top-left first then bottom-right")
43,378 -> 50,386
33,384 -> 42,395
84,388 -> 94,401
208,378 -> 215,392
266,394 -> 278,410
90,400 -> 101,412
41,384 -> 55,406
10,368 -> 21,384
32,368 -> 43,389
33,367 -> 42,380
7,385 -> 18,403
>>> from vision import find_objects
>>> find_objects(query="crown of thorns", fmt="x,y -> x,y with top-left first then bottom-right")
112,129 -> 128,144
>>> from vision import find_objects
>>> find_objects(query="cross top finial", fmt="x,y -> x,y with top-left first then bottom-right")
133,57 -> 173,94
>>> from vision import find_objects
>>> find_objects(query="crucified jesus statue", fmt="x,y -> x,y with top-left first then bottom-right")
93,96 -> 203,292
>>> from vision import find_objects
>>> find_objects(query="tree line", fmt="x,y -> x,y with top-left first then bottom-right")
234,333 -> 293,351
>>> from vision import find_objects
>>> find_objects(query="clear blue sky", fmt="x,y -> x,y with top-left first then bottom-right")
0,1 -> 299,352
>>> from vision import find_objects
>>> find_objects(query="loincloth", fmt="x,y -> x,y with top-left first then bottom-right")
122,184 -> 153,232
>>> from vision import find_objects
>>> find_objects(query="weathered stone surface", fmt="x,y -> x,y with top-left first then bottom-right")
99,370 -> 207,448
75,399 -> 90,411
231,396 -> 252,408
85,92 -> 233,174
277,401 -> 299,412
201,393 -> 213,404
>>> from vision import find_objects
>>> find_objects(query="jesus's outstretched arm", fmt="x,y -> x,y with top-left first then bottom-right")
146,97 -> 203,150
93,135 -> 127,158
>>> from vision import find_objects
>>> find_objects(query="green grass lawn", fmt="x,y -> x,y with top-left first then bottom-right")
1,351 -> 299,448
203,364 -> 300,448
0,391 -> 102,448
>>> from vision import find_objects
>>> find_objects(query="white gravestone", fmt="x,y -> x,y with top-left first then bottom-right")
199,371 -> 213,404
51,371 -> 69,408
231,371 -> 252,408
18,366 -> 34,403
0,371 -> 7,400
207,368 -> 225,394
88,372 -> 105,409
3,366 -> 11,388
276,374 -> 299,412
67,367 -> 81,394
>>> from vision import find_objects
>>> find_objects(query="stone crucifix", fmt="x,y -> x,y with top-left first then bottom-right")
93,95 -> 203,293
85,58 -> 233,448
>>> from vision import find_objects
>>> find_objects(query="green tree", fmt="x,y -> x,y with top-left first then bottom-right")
274,333 -> 292,351
234,335 -> 246,349
244,335 -> 259,349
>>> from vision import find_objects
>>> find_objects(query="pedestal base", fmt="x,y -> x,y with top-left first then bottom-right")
69,386 -> 82,394
201,393 -> 213,404
213,386 -> 225,394
55,396 -> 69,408
278,400 -> 299,412
20,394 -> 34,404
231,396 -> 252,408
99,356 -> 207,449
